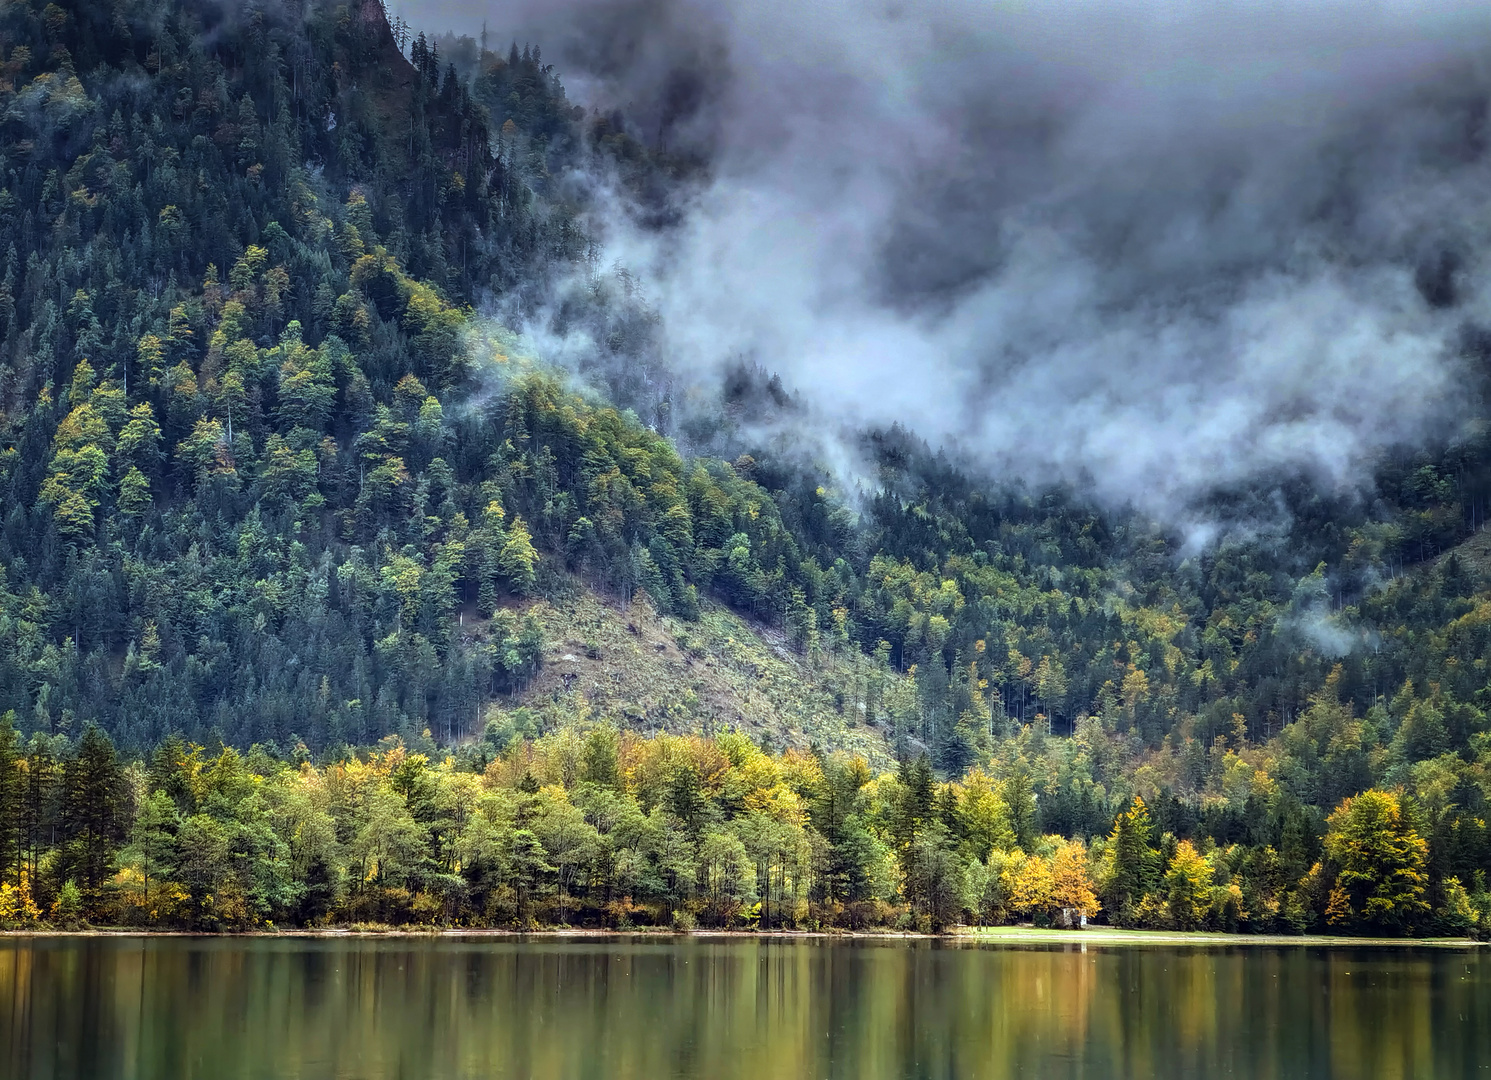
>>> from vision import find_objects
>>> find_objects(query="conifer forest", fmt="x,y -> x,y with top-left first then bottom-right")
2,0 -> 1491,943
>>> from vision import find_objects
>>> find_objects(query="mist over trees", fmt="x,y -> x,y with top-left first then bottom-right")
428,0 -> 1491,520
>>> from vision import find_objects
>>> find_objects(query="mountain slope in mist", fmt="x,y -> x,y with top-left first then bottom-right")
4,0 -> 1491,930
416,0 -> 1491,523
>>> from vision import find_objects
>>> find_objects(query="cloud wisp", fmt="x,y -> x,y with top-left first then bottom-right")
409,0 -> 1491,518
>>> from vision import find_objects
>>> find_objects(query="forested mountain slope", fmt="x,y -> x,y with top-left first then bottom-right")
2,0 -> 1491,934
0,0 -> 613,746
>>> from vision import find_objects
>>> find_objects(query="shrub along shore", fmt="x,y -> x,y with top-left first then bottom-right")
0,720 -> 1485,939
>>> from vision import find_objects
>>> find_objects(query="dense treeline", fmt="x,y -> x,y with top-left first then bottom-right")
0,719 -> 1483,936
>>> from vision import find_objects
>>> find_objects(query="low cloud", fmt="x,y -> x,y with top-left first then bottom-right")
405,0 -> 1491,518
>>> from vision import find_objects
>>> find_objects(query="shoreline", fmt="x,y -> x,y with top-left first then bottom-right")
1,926 -> 1482,948
960,926 -> 1484,948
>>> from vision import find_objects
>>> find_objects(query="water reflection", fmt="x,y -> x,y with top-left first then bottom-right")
0,936 -> 1486,1079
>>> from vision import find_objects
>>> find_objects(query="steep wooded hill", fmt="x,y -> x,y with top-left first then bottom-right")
3,0 -> 1491,881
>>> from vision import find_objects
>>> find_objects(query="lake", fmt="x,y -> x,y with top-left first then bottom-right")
0,935 -> 1486,1079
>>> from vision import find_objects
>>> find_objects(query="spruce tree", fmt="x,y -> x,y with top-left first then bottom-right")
0,714 -> 18,888
61,725 -> 125,903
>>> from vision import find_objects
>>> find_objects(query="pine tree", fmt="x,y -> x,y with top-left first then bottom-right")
61,725 -> 125,903
1104,796 -> 1161,919
0,714 -> 19,888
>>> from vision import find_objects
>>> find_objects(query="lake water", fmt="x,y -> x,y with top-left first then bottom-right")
0,935 -> 1486,1079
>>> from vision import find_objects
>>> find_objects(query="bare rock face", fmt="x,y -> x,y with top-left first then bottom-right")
351,0 -> 416,84
355,0 -> 408,64
356,0 -> 392,34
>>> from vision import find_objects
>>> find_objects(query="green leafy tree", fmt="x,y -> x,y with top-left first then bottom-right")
1323,789 -> 1430,932
120,790 -> 181,919
1163,840 -> 1213,930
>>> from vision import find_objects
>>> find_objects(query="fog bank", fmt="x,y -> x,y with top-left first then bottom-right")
402,0 -> 1491,516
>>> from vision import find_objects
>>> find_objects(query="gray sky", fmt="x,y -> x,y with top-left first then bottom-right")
399,0 -> 1491,519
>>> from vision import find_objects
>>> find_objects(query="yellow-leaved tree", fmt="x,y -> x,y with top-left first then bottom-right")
1051,839 -> 1100,919
1322,789 -> 1429,932
1004,848 -> 1054,922
1163,840 -> 1214,930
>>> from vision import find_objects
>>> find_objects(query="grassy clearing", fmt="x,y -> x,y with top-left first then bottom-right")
492,589 -> 898,767
958,926 -> 1483,948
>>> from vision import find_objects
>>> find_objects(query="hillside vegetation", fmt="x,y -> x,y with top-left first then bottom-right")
498,589 -> 896,770
1,0 -> 1491,936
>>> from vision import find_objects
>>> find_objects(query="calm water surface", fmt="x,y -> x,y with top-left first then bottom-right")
1,935 -> 1487,1079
